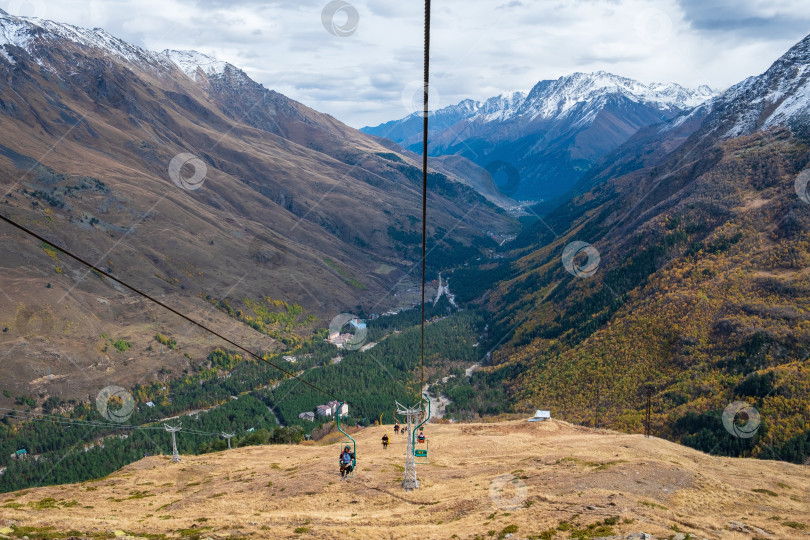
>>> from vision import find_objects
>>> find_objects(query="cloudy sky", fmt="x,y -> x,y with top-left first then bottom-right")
4,0 -> 809,128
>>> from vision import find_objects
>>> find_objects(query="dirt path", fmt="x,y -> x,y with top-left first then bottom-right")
266,405 -> 283,427
422,383 -> 450,419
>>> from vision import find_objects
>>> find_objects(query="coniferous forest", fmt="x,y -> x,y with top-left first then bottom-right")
0,297 -> 491,493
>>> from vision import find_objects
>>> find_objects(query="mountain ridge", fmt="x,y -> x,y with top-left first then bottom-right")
0,10 -> 512,406
462,32 -> 810,463
365,72 -> 715,132
696,33 -> 810,140
362,72 -> 716,201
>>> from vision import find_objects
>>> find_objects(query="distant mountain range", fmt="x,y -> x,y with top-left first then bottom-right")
363,72 -> 716,201
3,6 -> 810,466
0,10 -> 511,402
467,33 -> 810,460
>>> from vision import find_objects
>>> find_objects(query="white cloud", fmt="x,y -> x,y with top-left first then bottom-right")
2,0 -> 807,128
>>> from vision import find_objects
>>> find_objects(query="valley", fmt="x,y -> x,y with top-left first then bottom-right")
0,6 -> 809,538
447,35 -> 810,464
0,10 -> 513,406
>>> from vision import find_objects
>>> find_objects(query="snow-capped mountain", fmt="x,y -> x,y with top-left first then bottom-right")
0,10 -> 308,137
696,34 -> 810,140
0,8 -> 172,70
0,9 -> 512,343
550,31 -> 810,213
515,72 -> 714,122
0,9 -> 251,88
363,72 -> 716,201
366,73 -> 713,139
473,91 -> 528,122
162,49 -> 230,81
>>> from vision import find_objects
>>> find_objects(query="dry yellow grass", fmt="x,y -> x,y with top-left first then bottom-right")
2,420 -> 809,539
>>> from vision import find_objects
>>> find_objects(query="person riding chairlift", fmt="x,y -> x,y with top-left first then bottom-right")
393,423 -> 400,435
417,428 -> 426,444
382,433 -> 389,449
339,445 -> 354,480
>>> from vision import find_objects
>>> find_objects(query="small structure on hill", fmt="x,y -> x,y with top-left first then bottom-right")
163,423 -> 182,463
328,400 -> 349,417
528,410 -> 551,422
221,432 -> 235,450
316,405 -> 332,417
298,411 -> 315,422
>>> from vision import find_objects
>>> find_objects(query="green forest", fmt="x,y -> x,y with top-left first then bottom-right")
458,131 -> 810,466
268,305 -> 487,427
0,297 -> 488,493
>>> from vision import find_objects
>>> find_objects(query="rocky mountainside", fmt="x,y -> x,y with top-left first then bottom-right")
363,72 -> 715,201
701,33 -> 810,140
0,11 -> 512,403
462,33 -> 810,462
569,34 -> 810,205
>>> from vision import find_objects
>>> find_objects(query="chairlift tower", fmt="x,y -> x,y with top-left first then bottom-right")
164,423 -> 182,462
396,400 -> 423,491
221,432 -> 235,450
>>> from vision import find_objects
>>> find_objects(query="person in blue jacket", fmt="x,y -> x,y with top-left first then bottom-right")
339,445 -> 354,480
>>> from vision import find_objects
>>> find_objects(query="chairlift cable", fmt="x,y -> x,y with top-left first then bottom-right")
0,212 -> 340,402
0,408 -> 222,436
419,0 -> 431,393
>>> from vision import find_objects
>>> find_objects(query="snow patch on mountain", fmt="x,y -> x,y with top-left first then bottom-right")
711,34 -> 810,138
381,72 -> 716,132
478,91 -> 528,121
0,10 -> 175,72
766,70 -> 810,128
0,11 -> 243,86
0,12 -> 36,51
0,46 -> 13,64
162,49 -> 229,81
516,71 -> 716,122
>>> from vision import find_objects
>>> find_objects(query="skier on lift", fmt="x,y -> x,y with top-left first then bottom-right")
339,445 -> 354,480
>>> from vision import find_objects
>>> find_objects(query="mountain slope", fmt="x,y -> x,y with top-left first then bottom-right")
0,11 -> 512,403
2,420 -> 808,539
701,34 -> 810,139
363,73 -> 715,201
466,34 -> 810,461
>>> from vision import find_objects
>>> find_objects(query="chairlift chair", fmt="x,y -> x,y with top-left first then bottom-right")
336,402 -> 356,478
412,393 -> 431,464
414,441 -> 428,464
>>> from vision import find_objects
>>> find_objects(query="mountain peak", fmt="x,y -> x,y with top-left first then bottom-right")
708,32 -> 810,138
785,32 -> 810,58
477,90 -> 527,120
0,11 -> 168,69
162,49 -> 230,81
0,11 -> 244,86
517,71 -> 715,121
362,70 -> 715,201
418,71 -> 716,127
